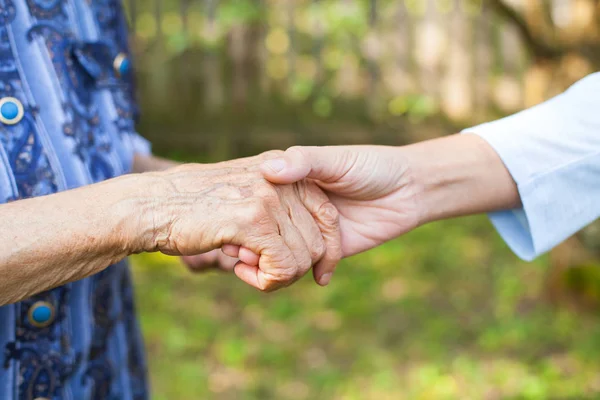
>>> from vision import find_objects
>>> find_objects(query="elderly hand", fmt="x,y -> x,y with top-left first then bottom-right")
139,153 -> 342,291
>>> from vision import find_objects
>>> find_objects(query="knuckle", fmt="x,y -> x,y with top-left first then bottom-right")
274,253 -> 300,276
241,201 -> 271,227
317,202 -> 340,227
261,269 -> 297,290
280,268 -> 299,281
248,199 -> 268,218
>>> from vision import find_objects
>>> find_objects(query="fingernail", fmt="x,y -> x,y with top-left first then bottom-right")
264,158 -> 286,173
319,273 -> 332,286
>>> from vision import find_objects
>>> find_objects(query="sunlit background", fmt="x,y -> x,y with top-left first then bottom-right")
126,0 -> 600,398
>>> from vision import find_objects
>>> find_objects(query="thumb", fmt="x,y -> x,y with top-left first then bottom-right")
260,146 -> 346,185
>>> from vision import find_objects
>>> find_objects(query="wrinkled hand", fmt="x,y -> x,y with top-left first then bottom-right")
260,146 -> 420,258
144,152 -> 342,291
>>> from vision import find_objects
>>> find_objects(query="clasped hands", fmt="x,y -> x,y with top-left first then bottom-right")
142,150 -> 343,292
136,136 -> 512,293
0,135 -> 520,306
139,144 -> 419,292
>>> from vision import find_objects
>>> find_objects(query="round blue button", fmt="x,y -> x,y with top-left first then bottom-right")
28,301 -> 55,328
1,101 -> 18,120
0,97 -> 23,125
119,58 -> 130,75
113,53 -> 130,77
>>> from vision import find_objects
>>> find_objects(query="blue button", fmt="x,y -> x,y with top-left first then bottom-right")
28,301 -> 55,328
119,58 -> 130,75
1,102 -> 18,120
0,97 -> 24,125
113,53 -> 130,77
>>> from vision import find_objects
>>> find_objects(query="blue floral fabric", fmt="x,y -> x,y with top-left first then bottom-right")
0,0 -> 150,398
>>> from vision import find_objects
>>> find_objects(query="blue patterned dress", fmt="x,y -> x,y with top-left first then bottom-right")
0,0 -> 150,398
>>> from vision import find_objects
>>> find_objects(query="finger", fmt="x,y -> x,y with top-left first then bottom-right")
216,250 -> 239,272
260,146 -> 355,185
225,201 -> 306,292
234,259 -> 292,293
298,181 -> 343,286
249,230 -> 301,292
280,186 -> 326,266
223,244 -> 259,266
238,246 -> 260,266
233,262 -> 261,290
234,262 -> 282,292
271,206 -> 312,284
311,202 -> 342,286
222,244 -> 241,258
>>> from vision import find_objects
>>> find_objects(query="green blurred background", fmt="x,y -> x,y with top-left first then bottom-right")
125,0 -> 600,398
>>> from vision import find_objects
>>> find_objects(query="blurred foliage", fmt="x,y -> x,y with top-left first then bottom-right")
129,0 -> 600,158
132,217 -> 600,399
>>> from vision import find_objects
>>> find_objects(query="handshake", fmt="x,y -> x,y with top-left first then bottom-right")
134,135 -> 518,293
139,145 -> 413,292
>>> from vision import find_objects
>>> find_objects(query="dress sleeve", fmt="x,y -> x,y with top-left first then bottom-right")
128,132 -> 152,156
462,72 -> 600,261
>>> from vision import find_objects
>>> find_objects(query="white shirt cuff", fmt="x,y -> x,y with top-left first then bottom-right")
462,72 -> 600,260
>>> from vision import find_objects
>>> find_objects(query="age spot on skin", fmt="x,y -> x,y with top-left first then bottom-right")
239,186 -> 254,198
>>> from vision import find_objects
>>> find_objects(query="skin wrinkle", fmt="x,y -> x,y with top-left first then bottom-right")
0,151 -> 342,304
148,160 -> 334,291
277,208 -> 311,277
316,202 -> 339,226
331,150 -> 359,186
257,203 -> 300,279
287,184 -> 326,262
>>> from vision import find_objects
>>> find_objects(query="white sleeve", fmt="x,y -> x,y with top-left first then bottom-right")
462,72 -> 600,261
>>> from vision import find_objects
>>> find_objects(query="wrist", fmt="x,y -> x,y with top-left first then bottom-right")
103,173 -> 170,254
402,134 -> 520,226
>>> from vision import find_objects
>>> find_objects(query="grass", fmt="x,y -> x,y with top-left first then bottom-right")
131,216 -> 600,400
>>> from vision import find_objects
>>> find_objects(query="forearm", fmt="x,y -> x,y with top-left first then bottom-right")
0,174 -> 153,305
132,153 -> 179,173
403,134 -> 521,226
